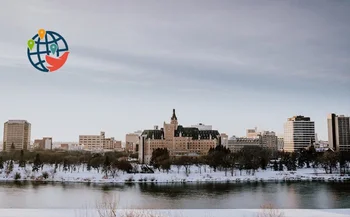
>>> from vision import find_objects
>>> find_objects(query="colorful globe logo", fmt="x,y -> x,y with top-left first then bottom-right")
27,29 -> 69,73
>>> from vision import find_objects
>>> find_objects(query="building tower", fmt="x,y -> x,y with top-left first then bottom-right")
3,120 -> 31,151
328,113 -> 350,151
284,116 -> 315,152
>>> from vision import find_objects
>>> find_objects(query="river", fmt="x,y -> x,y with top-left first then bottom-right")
0,181 -> 350,209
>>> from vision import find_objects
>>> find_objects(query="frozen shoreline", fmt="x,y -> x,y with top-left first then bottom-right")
0,164 -> 349,184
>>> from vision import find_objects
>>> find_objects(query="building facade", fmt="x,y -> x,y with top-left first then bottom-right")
79,131 -> 106,151
33,137 -> 53,150
191,123 -> 213,131
220,133 -> 229,147
125,131 -> 142,153
284,116 -> 315,152
328,113 -> 350,151
278,137 -> 284,150
139,109 -> 220,164
3,120 -> 31,151
227,136 -> 262,152
261,131 -> 278,151
246,127 -> 259,138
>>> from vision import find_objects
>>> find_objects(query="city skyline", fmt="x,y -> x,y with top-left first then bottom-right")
1,0 -> 350,141
0,111 -> 347,143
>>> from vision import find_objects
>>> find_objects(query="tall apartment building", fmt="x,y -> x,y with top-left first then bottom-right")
79,131 -> 105,151
284,116 -> 315,152
328,113 -> 350,151
3,120 -> 31,151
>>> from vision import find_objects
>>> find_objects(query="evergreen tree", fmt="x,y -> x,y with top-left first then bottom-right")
273,160 -> 278,171
19,150 -> 26,168
32,154 -> 42,172
8,160 -> 14,173
10,143 -> 15,152
0,156 -> 4,170
103,156 -> 111,176
278,160 -> 283,171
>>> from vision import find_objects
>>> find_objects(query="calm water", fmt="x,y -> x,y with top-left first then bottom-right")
0,182 -> 350,209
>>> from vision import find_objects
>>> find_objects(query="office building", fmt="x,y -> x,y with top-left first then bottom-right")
328,113 -> 350,151
3,120 -> 31,151
246,127 -> 259,138
139,109 -> 220,164
284,116 -> 315,152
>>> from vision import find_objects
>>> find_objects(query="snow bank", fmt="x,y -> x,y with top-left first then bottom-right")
0,164 -> 349,184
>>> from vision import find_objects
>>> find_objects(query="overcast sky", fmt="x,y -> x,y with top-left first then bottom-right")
0,0 -> 349,142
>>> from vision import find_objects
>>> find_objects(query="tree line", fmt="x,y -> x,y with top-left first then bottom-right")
0,150 -> 138,177
150,145 -> 350,176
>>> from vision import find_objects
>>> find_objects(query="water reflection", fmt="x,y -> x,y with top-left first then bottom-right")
0,182 -> 349,209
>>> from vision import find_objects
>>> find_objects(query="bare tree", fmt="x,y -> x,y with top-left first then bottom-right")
257,204 -> 285,217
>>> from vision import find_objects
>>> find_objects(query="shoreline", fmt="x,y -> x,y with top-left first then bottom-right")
1,175 -> 349,185
1,164 -> 350,185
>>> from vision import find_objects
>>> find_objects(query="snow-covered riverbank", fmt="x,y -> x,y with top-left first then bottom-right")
0,164 -> 349,184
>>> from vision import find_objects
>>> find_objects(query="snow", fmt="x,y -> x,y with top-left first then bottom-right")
0,209 -> 349,217
0,164 -> 349,184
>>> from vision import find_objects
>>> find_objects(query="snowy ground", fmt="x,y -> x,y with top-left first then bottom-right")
0,164 -> 349,184
0,209 -> 349,217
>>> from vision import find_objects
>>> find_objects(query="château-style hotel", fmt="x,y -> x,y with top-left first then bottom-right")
139,109 -> 221,164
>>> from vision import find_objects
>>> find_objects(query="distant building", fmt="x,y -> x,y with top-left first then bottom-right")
60,143 -> 69,150
33,137 -> 53,150
125,131 -> 142,153
261,131 -> 278,150
246,127 -> 259,138
284,116 -> 315,152
278,137 -> 284,150
220,133 -> 229,147
3,120 -> 31,151
328,113 -> 350,151
139,109 -> 220,164
191,123 -> 213,131
79,131 -> 105,151
227,135 -> 262,152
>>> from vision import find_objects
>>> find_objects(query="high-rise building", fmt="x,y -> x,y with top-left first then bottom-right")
284,116 -> 315,152
3,120 -> 31,151
328,113 -> 350,151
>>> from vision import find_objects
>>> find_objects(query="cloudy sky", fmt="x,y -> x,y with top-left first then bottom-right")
0,0 -> 349,142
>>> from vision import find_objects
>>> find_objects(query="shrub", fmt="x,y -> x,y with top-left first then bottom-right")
14,172 -> 21,180
42,172 -> 49,179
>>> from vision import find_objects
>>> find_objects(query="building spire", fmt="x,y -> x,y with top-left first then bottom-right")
171,108 -> 177,121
